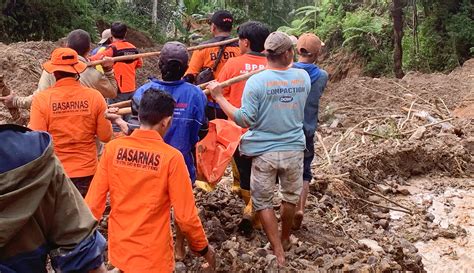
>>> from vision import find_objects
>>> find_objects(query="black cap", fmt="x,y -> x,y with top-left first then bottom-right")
210,10 -> 233,32
160,42 -> 188,65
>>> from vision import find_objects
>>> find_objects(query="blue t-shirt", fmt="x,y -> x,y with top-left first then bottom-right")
133,79 -> 207,182
293,62 -> 328,136
292,62 -> 321,84
234,68 -> 311,156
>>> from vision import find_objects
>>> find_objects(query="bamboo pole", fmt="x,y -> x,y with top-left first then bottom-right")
113,68 -> 265,115
88,38 -> 239,67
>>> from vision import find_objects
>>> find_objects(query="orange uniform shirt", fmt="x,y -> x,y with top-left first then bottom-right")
85,129 -> 208,273
29,78 -> 112,178
186,37 -> 240,80
217,52 -> 267,108
90,40 -> 143,93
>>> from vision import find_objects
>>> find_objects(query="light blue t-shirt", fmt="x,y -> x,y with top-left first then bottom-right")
234,68 -> 311,156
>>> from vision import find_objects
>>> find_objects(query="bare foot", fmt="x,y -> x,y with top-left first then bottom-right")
274,249 -> 286,267
292,211 -> 304,230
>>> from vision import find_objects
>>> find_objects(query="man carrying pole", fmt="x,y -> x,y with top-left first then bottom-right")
216,20 -> 270,236
207,31 -> 311,267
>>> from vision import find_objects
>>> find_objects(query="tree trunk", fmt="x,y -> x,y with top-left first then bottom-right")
152,0 -> 158,25
392,0 -> 405,78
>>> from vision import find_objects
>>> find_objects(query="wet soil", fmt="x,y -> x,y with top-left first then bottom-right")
391,177 -> 474,272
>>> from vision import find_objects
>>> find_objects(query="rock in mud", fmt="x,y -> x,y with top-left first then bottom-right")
367,255 -> 378,265
368,195 -> 383,203
265,254 -> 278,271
241,254 -> 251,264
256,248 -> 267,257
377,219 -> 390,229
358,239 -> 384,253
295,245 -> 306,255
222,240 -> 239,250
425,212 -> 436,222
314,256 -> 325,266
175,262 -> 186,272
439,229 -> 457,239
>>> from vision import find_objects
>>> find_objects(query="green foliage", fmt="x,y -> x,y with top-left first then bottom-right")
1,0 -> 96,43
341,10 -> 387,51
277,5 -> 321,36
402,0 -> 473,73
90,0 -> 165,43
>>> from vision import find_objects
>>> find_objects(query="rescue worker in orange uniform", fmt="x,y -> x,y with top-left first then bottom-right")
29,48 -> 113,196
90,22 -> 142,133
184,10 -> 240,122
85,90 -> 216,272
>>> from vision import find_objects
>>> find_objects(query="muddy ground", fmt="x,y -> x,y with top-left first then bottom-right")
0,41 -> 473,272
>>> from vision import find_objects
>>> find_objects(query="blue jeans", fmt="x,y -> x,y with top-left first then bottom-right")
303,70 -> 328,181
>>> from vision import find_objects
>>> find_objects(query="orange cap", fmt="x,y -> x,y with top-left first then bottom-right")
296,33 -> 325,56
43,48 -> 87,74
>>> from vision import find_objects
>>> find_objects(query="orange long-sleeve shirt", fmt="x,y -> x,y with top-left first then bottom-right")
90,40 -> 142,93
185,36 -> 240,80
217,52 -> 267,108
85,129 -> 208,273
29,77 -> 112,178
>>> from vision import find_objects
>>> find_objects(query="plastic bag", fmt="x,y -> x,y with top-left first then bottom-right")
196,119 -> 242,186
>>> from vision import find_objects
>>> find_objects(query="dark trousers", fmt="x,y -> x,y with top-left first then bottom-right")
70,175 -> 94,197
303,132 -> 315,182
233,151 -> 253,191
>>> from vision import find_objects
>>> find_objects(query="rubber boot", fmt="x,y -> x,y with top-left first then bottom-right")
231,159 -> 241,196
238,189 -> 254,236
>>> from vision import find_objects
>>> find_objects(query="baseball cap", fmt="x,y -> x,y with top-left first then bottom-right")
210,10 -> 233,30
99,29 -> 112,44
296,33 -> 325,56
43,48 -> 87,74
159,42 -> 189,65
264,31 -> 293,55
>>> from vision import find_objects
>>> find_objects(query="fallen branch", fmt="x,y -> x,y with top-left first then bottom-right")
401,117 -> 454,135
114,69 -> 265,115
438,97 -> 451,115
355,130 -> 392,139
316,132 -> 332,166
391,80 -> 432,105
329,115 -> 403,155
88,38 -> 239,66
343,178 -> 413,214
399,99 -> 416,130
352,197 -> 413,215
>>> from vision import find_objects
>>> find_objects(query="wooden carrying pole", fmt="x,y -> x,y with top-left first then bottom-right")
88,38 -> 239,67
115,68 -> 265,115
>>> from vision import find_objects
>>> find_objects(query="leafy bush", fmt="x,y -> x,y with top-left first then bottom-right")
1,0 -> 96,43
